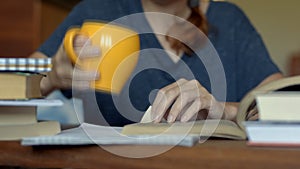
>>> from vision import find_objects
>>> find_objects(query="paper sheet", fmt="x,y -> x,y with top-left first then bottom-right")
140,106 -> 152,123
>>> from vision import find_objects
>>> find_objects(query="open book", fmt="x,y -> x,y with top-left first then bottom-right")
22,76 -> 300,146
122,76 -> 300,140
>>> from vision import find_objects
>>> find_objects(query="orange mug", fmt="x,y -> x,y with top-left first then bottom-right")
63,21 -> 140,93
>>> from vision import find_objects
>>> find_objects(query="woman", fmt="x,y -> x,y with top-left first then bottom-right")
30,0 -> 283,126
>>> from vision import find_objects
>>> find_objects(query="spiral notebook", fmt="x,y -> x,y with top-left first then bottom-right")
0,58 -> 52,72
21,123 -> 199,147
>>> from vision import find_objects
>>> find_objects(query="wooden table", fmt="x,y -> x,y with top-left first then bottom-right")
0,140 -> 299,169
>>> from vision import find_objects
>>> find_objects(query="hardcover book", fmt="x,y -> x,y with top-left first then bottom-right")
0,72 -> 44,99
0,99 -> 63,140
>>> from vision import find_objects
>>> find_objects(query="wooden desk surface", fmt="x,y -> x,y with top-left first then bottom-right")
0,140 -> 299,169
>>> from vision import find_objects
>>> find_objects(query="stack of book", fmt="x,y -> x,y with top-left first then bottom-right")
0,58 -> 61,140
244,91 -> 300,146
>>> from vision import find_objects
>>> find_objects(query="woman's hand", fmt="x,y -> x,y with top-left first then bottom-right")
151,79 -> 234,123
40,35 -> 100,96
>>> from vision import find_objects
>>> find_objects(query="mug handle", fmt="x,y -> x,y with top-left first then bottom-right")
63,27 -> 81,64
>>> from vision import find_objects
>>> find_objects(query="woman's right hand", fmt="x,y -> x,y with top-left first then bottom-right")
39,35 -> 101,96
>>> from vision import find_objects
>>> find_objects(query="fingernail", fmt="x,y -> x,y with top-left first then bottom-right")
154,115 -> 160,123
167,115 -> 173,123
181,116 -> 188,122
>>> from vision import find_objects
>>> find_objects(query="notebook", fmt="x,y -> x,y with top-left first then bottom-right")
0,99 -> 63,106
22,123 -> 199,147
0,58 -> 52,72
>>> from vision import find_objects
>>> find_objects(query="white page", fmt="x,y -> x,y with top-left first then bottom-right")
140,106 -> 152,123
140,106 -> 167,123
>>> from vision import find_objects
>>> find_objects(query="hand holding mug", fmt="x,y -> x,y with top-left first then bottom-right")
70,34 -> 101,89
63,21 -> 140,93
42,34 -> 100,94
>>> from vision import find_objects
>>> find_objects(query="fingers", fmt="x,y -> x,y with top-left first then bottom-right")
73,69 -> 99,81
167,80 -> 201,123
75,46 -> 101,58
67,34 -> 101,90
152,79 -> 220,123
152,79 -> 188,123
180,98 -> 201,122
73,35 -> 91,47
74,35 -> 101,59
71,68 -> 100,90
71,80 -> 91,90
49,42 -> 100,91
51,67 -> 99,90
248,113 -> 259,121
55,45 -> 79,79
246,107 -> 259,121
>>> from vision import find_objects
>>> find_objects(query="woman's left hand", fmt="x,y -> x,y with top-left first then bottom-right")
151,79 -> 226,123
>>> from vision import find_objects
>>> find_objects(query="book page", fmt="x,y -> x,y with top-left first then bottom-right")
237,75 -> 300,131
140,106 -> 152,123
123,119 -> 246,140
0,106 -> 37,125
